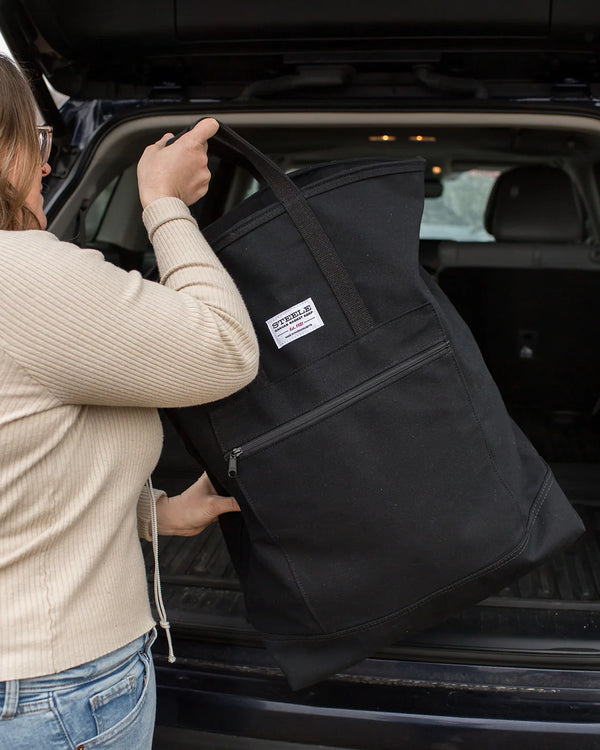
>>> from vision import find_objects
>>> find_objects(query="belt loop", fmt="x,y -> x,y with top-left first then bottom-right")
0,680 -> 19,720
147,627 -> 157,650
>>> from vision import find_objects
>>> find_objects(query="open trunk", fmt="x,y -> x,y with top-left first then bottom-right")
42,107 -> 600,673
136,113 -> 600,671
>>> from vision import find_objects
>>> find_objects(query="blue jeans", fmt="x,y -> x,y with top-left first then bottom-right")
0,629 -> 156,750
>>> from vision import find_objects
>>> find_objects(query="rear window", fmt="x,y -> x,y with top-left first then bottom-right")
420,168 -> 501,241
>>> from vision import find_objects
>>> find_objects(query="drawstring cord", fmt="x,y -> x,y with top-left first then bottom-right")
146,477 -> 176,663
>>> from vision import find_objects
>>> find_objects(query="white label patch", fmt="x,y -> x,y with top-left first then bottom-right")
266,297 -> 324,349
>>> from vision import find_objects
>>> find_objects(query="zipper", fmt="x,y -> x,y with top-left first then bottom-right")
225,340 -> 450,478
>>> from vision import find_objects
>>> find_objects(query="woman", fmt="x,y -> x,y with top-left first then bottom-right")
0,55 -> 258,748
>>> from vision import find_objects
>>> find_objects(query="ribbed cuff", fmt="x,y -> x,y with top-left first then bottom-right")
137,484 -> 167,541
142,197 -> 195,242
141,196 -> 220,290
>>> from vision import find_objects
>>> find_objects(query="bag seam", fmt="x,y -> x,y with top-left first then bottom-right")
210,302 -> 438,450
428,298 -> 524,520
210,301 -> 438,438
447,347 -> 523,517
263,302 -> 435,388
261,468 -> 554,644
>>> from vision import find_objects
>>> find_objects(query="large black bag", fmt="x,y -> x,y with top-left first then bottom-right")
168,122 -> 585,690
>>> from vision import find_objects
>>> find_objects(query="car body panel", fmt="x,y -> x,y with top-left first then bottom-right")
151,642 -> 600,749
3,3 -> 600,747
3,0 -> 600,110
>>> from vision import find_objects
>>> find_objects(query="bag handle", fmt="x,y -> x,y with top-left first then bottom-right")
172,119 -> 374,336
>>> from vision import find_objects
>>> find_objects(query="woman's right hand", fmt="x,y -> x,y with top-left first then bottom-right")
154,473 -> 241,537
137,118 -> 219,209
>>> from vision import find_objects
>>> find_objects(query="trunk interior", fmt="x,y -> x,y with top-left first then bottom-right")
47,109 -> 600,670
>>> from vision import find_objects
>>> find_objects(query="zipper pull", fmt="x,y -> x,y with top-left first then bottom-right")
227,448 -> 243,477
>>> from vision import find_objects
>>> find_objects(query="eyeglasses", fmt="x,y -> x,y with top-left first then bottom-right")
37,125 -> 53,165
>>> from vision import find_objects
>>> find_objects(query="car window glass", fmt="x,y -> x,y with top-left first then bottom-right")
243,177 -> 260,200
84,176 -> 119,242
420,168 -> 501,241
235,167 -> 502,243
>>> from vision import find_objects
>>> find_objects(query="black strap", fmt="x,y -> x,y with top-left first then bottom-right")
206,121 -> 374,336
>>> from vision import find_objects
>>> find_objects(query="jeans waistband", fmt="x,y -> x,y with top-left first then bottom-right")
0,680 -> 18,720
0,628 -> 156,707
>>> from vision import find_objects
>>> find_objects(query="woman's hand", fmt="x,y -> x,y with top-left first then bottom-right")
155,472 -> 240,537
137,118 -> 219,209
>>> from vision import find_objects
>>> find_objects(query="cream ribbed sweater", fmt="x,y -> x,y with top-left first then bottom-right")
0,197 -> 258,681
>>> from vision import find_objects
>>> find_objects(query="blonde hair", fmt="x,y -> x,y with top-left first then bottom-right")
0,55 -> 42,230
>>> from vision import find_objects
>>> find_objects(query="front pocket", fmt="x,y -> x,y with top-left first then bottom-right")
79,649 -> 155,750
90,676 -> 136,735
225,340 -> 450,477
218,340 -> 527,637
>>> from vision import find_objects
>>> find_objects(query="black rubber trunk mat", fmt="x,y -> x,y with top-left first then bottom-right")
143,499 -> 600,637
511,408 -> 600,463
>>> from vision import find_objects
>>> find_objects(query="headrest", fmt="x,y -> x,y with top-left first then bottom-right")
485,165 -> 583,243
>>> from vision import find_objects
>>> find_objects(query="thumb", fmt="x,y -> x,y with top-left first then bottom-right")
210,495 -> 241,516
156,132 -> 174,148
187,118 -> 219,145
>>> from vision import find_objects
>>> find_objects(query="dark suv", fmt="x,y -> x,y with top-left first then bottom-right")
4,1 -> 600,747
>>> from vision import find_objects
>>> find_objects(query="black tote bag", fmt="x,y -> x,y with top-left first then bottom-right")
167,122 -> 584,690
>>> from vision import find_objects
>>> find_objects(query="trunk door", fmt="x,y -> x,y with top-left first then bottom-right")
2,0 -> 600,125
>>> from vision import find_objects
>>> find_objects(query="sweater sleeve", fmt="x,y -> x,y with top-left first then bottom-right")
0,198 -> 259,407
136,484 -> 167,541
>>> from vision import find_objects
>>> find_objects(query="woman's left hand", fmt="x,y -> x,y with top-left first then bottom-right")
156,473 -> 240,536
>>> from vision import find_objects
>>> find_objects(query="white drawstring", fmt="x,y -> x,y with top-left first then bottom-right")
146,477 -> 176,663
